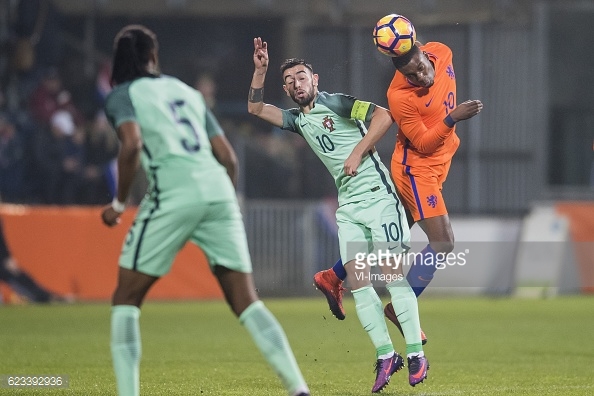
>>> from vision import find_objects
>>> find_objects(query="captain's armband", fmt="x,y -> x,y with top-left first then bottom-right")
351,100 -> 373,121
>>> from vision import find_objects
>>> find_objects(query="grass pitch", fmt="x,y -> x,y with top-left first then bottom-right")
1,296 -> 593,395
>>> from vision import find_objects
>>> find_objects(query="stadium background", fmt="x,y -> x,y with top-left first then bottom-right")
0,0 -> 592,300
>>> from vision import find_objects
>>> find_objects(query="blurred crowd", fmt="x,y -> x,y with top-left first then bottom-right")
0,0 -> 121,205
0,66 -> 119,205
0,64 -> 326,205
0,0 -> 336,206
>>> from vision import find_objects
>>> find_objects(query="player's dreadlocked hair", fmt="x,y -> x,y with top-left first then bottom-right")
280,58 -> 314,75
391,44 -> 420,70
111,25 -> 160,86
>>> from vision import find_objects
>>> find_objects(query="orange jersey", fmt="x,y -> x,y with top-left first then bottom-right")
387,42 -> 460,167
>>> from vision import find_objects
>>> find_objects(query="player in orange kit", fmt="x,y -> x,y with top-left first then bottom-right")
315,40 -> 482,349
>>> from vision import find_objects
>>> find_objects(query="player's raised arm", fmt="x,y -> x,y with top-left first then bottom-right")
247,37 -> 283,127
394,98 -> 483,155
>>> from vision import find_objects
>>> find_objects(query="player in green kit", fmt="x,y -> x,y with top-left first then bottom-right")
101,26 -> 310,396
248,37 -> 428,392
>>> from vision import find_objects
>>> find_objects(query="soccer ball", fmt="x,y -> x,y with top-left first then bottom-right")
373,14 -> 416,57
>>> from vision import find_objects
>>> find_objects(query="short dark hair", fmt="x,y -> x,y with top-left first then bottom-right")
280,58 -> 313,75
111,24 -> 159,86
391,44 -> 420,70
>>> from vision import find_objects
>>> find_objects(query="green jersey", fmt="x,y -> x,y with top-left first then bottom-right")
281,91 -> 396,206
105,75 -> 235,203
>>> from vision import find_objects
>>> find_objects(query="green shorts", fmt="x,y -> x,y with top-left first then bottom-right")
336,195 -> 411,264
119,198 -> 252,277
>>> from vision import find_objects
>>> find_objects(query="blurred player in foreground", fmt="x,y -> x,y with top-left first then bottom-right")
248,36 -> 427,391
315,32 -> 483,351
101,25 -> 310,396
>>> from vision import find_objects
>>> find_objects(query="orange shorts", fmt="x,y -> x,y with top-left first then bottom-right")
391,160 -> 451,222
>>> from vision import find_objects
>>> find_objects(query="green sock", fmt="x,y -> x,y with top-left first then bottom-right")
111,305 -> 141,396
352,286 -> 394,358
386,279 -> 423,354
240,300 -> 309,396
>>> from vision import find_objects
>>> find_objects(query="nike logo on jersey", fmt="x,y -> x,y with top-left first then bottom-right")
425,98 -> 433,107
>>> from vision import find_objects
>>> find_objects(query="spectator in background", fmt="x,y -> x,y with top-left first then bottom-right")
0,113 -> 25,202
193,72 -> 218,111
0,83 -> 39,203
34,109 -> 84,204
95,59 -> 113,107
79,112 -> 119,205
28,68 -> 84,129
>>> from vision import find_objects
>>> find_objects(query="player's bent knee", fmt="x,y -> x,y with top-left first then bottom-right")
429,240 -> 454,254
111,290 -> 143,307
111,280 -> 156,307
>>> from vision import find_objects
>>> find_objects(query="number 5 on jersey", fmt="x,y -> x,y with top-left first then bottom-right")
169,100 -> 200,152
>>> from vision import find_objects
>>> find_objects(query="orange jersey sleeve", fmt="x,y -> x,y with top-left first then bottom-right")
387,42 -> 460,167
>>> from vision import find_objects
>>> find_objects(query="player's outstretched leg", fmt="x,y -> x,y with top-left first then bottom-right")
240,301 -> 310,396
384,302 -> 428,345
351,285 -> 403,393
313,268 -> 346,320
385,278 -> 428,387
217,267 -> 310,396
